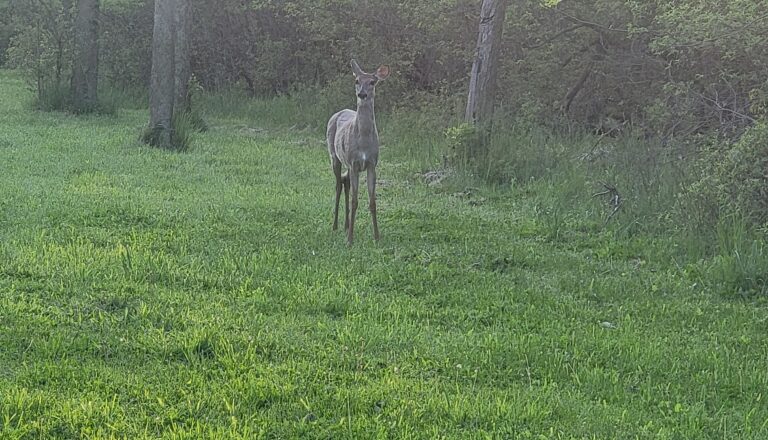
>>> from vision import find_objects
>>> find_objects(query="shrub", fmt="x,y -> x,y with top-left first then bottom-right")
32,81 -> 119,116
33,82 -> 70,112
443,123 -> 478,169
716,123 -> 768,228
683,123 -> 768,233
443,121 -> 574,186
705,216 -> 768,297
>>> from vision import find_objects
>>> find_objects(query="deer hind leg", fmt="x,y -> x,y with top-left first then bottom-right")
367,167 -> 379,241
346,170 -> 359,246
332,158 -> 343,231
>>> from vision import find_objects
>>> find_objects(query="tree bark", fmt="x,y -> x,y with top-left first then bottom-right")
149,0 -> 176,147
561,60 -> 594,114
173,0 -> 190,113
71,0 -> 99,112
465,0 -> 508,139
35,18 -> 43,102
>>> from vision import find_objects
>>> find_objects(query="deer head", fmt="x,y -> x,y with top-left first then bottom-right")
351,59 -> 390,102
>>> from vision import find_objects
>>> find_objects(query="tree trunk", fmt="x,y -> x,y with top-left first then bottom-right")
173,0 -> 190,113
561,60 -> 594,114
56,38 -> 63,86
71,0 -> 99,113
149,0 -> 176,147
465,0 -> 508,140
36,18 -> 43,102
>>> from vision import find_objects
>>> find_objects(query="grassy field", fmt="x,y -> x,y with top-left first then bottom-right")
1,70 -> 767,439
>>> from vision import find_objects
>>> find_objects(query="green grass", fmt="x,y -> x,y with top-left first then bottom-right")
1,69 -> 768,439
33,81 -> 119,116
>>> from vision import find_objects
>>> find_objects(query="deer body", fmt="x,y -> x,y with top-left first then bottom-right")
327,60 -> 389,245
328,108 -> 379,173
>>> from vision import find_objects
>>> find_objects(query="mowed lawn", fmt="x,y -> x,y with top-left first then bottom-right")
1,70 -> 767,439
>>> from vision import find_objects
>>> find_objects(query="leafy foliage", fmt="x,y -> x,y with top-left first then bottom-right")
3,0 -> 766,138
5,0 -> 73,92
99,0 -> 153,88
717,123 -> 768,227
691,123 -> 768,229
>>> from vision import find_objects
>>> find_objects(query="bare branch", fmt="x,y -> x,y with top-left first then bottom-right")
697,92 -> 757,124
593,182 -> 622,225
524,24 -> 587,49
561,60 -> 594,113
542,6 -> 636,35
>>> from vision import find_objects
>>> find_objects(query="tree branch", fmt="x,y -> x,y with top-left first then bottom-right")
697,92 -> 757,124
668,12 -> 768,49
561,60 -> 594,113
543,6 -> 635,34
592,182 -> 622,225
524,24 -> 586,49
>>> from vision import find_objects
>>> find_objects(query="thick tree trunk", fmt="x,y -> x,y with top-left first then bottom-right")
173,0 -> 190,113
71,0 -> 99,112
465,0 -> 508,139
149,0 -> 176,147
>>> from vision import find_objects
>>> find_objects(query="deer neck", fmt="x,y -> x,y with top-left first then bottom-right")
354,99 -> 378,140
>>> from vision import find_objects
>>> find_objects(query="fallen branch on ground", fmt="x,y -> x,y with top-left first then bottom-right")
592,181 -> 622,225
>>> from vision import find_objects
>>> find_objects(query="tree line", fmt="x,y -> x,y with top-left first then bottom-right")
2,0 -> 767,143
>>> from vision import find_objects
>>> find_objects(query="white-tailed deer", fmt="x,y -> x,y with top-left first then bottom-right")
326,59 -> 390,245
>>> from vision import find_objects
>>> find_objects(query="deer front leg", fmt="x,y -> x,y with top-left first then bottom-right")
367,167 -> 379,241
347,169 -> 359,246
332,159 -> 343,231
342,172 -> 350,231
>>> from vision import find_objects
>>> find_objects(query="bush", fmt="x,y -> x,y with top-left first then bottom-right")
444,123 -> 479,168
683,123 -> 768,233
443,121 -> 574,186
33,82 -> 70,112
701,216 -> 768,297
716,123 -> 768,228
32,81 -> 119,116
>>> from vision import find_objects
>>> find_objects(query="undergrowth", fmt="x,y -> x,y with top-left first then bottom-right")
34,81 -> 118,116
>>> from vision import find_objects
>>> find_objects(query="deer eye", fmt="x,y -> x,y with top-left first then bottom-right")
355,79 -> 360,85
370,80 -> 377,86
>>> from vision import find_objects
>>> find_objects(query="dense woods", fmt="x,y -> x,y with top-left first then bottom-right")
5,1 -> 766,127
1,0 -> 767,226
4,0 -> 767,133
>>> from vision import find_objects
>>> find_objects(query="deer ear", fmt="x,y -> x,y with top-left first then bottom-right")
375,65 -> 390,80
351,59 -> 364,77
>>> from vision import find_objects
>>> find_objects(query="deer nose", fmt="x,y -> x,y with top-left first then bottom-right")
357,92 -> 368,99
